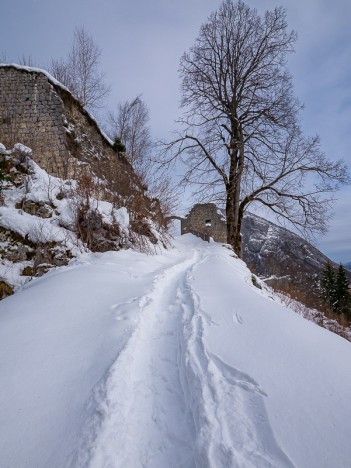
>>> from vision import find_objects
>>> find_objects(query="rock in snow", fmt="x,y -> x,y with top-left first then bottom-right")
0,235 -> 351,467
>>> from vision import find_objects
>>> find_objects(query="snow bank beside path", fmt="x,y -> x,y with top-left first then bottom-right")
181,239 -> 351,468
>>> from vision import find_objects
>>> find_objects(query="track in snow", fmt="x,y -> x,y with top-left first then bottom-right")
84,250 -> 203,468
177,256 -> 294,468
72,242 -> 293,468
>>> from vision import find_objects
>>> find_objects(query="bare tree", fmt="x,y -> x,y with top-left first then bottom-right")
161,0 -> 349,256
50,57 -> 72,87
0,52 -> 37,67
108,96 -> 152,178
50,27 -> 110,111
0,51 -> 8,63
17,55 -> 36,67
109,96 -> 180,220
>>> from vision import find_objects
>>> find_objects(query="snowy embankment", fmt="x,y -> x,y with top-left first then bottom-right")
1,235 -> 351,467
0,143 -> 161,295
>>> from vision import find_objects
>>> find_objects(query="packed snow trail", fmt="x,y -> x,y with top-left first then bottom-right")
0,245 -> 194,468
83,249 -> 201,468
1,235 -> 351,468
73,242 -> 292,468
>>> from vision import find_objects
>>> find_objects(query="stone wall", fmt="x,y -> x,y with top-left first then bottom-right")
181,203 -> 227,243
0,66 -> 67,176
0,65 -> 138,194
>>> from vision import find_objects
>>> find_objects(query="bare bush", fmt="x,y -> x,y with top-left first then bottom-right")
269,279 -> 351,341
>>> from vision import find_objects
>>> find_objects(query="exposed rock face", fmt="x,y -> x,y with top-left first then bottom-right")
241,212 -> 351,318
242,213 -> 336,280
241,213 -> 332,278
17,200 -> 53,218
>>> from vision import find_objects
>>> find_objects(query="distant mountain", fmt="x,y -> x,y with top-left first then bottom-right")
242,212 -> 331,276
344,262 -> 351,272
241,212 -> 350,308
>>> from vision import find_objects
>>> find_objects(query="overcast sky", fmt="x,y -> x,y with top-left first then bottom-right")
1,0 -> 350,262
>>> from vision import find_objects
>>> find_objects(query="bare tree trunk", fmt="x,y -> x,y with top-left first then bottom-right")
226,187 -> 243,256
226,127 -> 245,256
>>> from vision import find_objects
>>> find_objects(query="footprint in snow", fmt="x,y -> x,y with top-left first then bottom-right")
209,352 -> 267,397
115,314 -> 127,321
233,312 -> 243,325
139,296 -> 152,308
110,296 -> 139,310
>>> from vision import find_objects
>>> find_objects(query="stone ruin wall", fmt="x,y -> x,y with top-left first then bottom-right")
0,66 -> 139,197
0,66 -> 68,176
60,90 -> 140,199
181,203 -> 227,243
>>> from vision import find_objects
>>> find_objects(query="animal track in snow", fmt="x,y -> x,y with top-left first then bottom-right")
233,312 -> 243,325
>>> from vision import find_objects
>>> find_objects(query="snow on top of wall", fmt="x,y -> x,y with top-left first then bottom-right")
0,63 -> 114,146
217,207 -> 226,221
0,62 -> 72,93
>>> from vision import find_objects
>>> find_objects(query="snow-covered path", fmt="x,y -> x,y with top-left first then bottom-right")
1,235 -> 351,468
85,250 -> 200,468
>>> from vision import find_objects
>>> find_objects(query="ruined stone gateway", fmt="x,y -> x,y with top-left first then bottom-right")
181,203 -> 227,243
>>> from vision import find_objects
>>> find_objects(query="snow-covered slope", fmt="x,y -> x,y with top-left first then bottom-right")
0,143 -> 164,295
1,235 -> 351,468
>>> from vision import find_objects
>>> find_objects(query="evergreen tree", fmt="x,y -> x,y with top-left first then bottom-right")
320,262 -> 336,311
113,137 -> 126,154
334,264 -> 350,314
